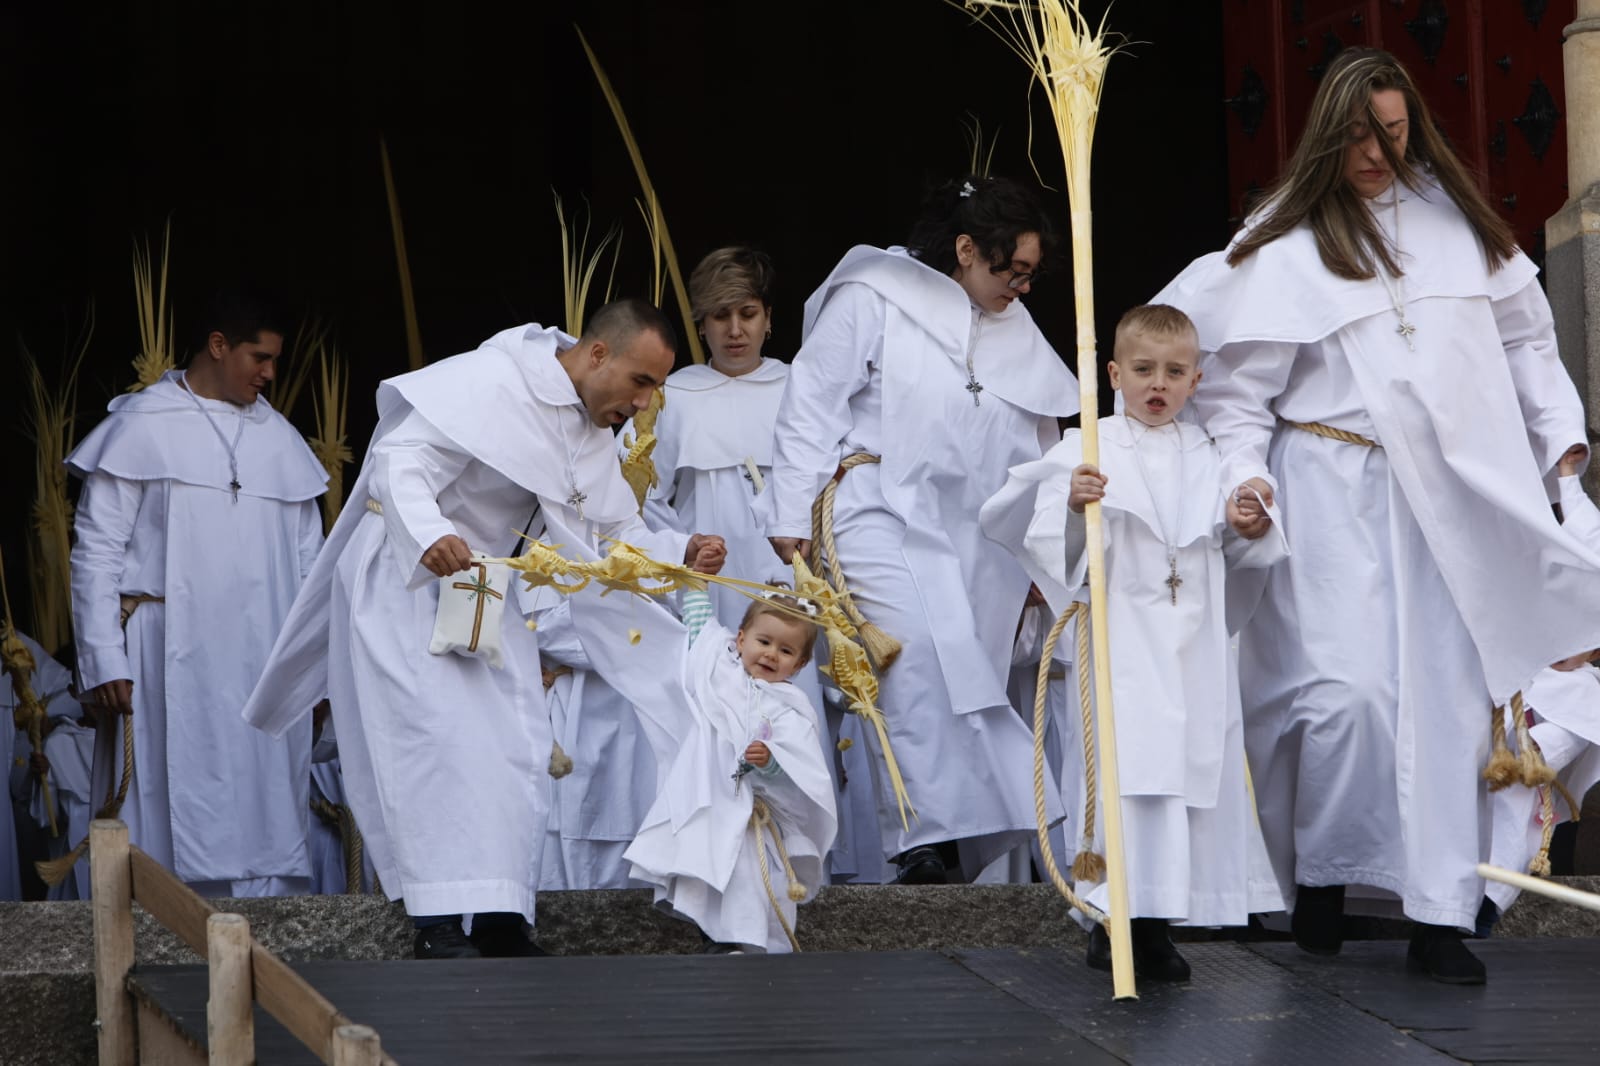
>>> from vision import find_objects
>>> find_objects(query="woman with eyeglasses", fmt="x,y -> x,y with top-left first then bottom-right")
758,174 -> 1079,885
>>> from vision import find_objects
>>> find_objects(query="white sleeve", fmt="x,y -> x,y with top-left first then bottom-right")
1559,475 -> 1600,552
1191,340 -> 1300,496
530,598 -> 592,671
370,410 -> 475,590
764,284 -> 880,538
69,472 -> 143,691
296,499 -> 325,582
1495,279 -> 1588,494
1022,474 -> 1086,602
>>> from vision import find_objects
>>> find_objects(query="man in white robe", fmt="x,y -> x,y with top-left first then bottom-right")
242,300 -> 723,958
68,294 -> 326,897
760,235 -> 1077,882
1156,48 -> 1600,982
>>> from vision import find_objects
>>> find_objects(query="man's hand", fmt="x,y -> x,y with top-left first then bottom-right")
29,751 -> 50,778
86,678 -> 134,718
686,534 -> 728,575
1558,443 -> 1590,478
1227,478 -> 1275,541
743,741 -> 772,768
770,537 -> 811,565
421,534 -> 473,577
1067,463 -> 1106,514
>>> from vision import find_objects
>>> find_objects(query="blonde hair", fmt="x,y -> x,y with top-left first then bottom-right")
738,597 -> 820,660
1113,304 -> 1197,360
689,246 -> 775,323
1228,47 -> 1514,280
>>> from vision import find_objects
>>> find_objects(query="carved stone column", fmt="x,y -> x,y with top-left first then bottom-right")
1548,1 -> 1600,474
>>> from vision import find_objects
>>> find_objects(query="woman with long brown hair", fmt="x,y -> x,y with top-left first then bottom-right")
1158,47 -> 1600,984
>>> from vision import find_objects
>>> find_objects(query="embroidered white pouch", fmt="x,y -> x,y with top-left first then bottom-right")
428,552 -> 513,669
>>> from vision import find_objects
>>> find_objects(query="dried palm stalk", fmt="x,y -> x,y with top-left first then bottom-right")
380,136 -> 425,371
308,347 -> 354,534
958,0 -> 1136,999
962,112 -> 1002,177
269,315 -> 330,420
619,386 -> 665,509
575,26 -> 705,364
636,192 -> 665,306
554,191 -> 623,336
21,312 -> 91,656
128,222 -> 176,391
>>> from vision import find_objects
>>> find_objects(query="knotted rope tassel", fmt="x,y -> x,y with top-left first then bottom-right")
312,796 -> 368,893
542,665 -> 575,778
1032,603 -> 1107,924
749,798 -> 805,952
810,453 -> 901,671
37,714 -> 135,886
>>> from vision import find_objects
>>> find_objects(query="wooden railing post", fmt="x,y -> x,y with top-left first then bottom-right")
207,912 -> 255,1064
331,1023 -> 383,1066
90,819 -> 136,1066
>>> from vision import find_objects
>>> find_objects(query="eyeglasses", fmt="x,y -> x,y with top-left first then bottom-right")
993,263 -> 1041,290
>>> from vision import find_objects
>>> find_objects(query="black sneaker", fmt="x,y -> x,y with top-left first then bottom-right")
414,920 -> 481,960
1292,884 -> 1346,956
1407,923 -> 1487,985
893,846 -> 947,885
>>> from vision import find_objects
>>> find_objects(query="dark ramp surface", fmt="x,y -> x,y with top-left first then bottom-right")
954,944 -> 1454,1066
1250,938 -> 1600,1065
130,950 -> 1120,1065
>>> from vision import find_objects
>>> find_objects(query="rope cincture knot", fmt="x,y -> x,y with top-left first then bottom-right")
1485,691 -> 1581,878
749,798 -> 805,951
810,453 -> 902,671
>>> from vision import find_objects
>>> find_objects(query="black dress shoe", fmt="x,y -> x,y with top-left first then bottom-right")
1131,918 -> 1192,983
1086,922 -> 1113,972
1407,923 -> 1487,985
893,846 -> 948,885
414,920 -> 481,960
470,917 -> 547,958
1292,883 -> 1346,956
1086,921 -> 1191,981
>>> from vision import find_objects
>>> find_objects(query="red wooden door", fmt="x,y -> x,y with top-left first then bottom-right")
1221,1 -> 1571,265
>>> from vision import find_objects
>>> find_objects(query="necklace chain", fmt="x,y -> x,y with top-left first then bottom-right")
1123,415 -> 1186,605
554,406 -> 588,520
1376,185 -> 1417,350
180,372 -> 246,501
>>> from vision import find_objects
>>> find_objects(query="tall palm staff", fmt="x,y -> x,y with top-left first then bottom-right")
959,0 -> 1135,1000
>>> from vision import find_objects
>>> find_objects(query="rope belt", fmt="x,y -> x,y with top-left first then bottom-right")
809,453 -> 901,671
311,796 -> 367,893
749,797 -> 806,952
541,663 -> 575,778
37,714 -> 134,887
1281,419 -> 1381,449
365,498 -> 383,515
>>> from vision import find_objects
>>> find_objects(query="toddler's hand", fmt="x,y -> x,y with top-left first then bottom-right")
1558,444 -> 1589,478
1067,464 -> 1107,513
743,741 -> 771,768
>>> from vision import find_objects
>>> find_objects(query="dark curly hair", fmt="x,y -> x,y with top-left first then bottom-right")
905,175 -> 1056,278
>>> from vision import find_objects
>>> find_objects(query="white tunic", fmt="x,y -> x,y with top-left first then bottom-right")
562,585 -> 837,952
980,420 -> 1285,924
68,372 -> 326,891
1158,179 -> 1600,929
759,245 -> 1078,869
242,325 -> 684,921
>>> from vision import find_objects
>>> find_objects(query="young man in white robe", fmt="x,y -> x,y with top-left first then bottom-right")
241,299 -> 725,958
1155,48 -> 1600,983
981,305 -> 1285,981
68,291 -> 327,897
759,176 -> 1078,884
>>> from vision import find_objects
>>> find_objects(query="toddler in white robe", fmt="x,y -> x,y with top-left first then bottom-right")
981,305 -> 1286,982
617,589 -> 838,955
